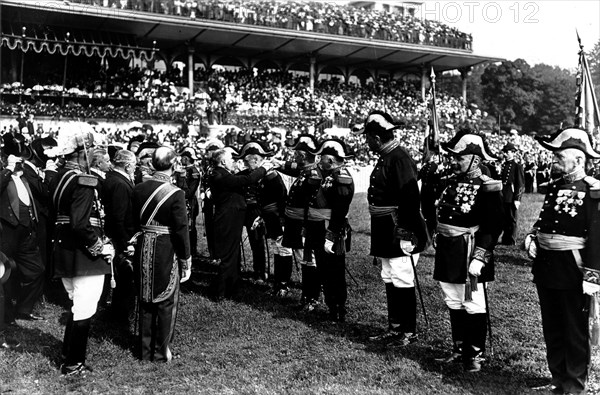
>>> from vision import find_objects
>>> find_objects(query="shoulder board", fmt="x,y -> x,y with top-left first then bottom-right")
584,176 -> 600,199
76,173 -> 98,187
334,168 -> 353,184
479,175 -> 502,192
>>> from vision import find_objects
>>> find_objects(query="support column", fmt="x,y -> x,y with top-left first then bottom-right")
309,55 -> 316,94
460,67 -> 472,103
188,47 -> 195,96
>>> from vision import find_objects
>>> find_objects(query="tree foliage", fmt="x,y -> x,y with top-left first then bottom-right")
588,39 -> 600,106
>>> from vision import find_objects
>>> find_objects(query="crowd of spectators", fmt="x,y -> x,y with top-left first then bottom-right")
72,0 -> 472,50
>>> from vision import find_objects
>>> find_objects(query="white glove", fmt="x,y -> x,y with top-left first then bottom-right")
251,216 -> 263,231
261,160 -> 274,172
101,243 -> 115,260
400,240 -> 415,255
514,201 -> 521,210
324,239 -> 334,254
125,245 -> 135,257
45,159 -> 58,172
180,257 -> 192,283
6,155 -> 21,172
468,259 -> 485,276
524,234 -> 537,259
583,281 -> 600,295
205,189 -> 212,199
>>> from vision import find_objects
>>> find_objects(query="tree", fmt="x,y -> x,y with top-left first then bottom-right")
528,64 -> 575,134
480,59 -> 542,133
587,39 -> 600,108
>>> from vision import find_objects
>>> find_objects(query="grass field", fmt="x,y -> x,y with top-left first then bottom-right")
1,192 -> 599,394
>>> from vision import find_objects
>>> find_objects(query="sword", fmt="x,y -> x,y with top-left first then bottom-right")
409,254 -> 429,329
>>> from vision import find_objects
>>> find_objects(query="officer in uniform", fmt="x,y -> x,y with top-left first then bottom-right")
433,129 -> 504,372
132,146 -> 192,362
278,135 -> 321,308
134,142 -> 159,184
499,142 -> 524,245
236,141 -> 288,284
353,111 -> 428,345
524,128 -> 600,395
175,147 -> 201,257
313,139 -> 354,322
199,140 -> 224,261
419,151 -> 444,237
47,124 -> 115,375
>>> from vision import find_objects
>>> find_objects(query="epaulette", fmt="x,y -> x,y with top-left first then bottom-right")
76,173 -> 98,187
584,176 -> 600,199
478,174 -> 502,192
334,168 -> 353,184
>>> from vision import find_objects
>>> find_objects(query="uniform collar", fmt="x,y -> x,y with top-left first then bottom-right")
152,172 -> 172,183
562,168 -> 586,184
378,139 -> 399,156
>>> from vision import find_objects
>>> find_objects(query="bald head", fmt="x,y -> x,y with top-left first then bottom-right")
152,146 -> 177,171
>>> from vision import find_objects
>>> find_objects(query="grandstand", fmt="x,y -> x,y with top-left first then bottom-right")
0,0 -> 502,137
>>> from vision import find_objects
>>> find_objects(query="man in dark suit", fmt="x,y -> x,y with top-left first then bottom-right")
174,147 -> 201,257
0,154 -> 45,323
499,143 -> 525,245
208,148 -> 273,299
132,146 -> 191,362
102,149 -> 137,323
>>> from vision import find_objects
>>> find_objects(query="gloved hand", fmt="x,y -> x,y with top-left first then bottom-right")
125,245 -> 135,257
324,239 -> 334,254
261,160 -> 274,172
6,155 -> 21,173
400,240 -> 415,255
583,281 -> 600,295
101,243 -> 115,260
251,216 -> 263,231
45,159 -> 58,172
514,201 -> 521,210
468,259 -> 485,276
179,257 -> 192,283
523,233 -> 537,259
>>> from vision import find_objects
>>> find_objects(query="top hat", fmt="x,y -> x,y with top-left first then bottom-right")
535,128 -> 600,159
442,129 -> 498,161
0,251 -> 15,284
137,142 -> 160,160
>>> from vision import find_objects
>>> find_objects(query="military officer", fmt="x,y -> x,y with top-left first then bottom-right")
47,124 -> 115,375
175,147 -> 201,257
499,142 -> 524,245
433,129 -> 504,372
354,111 -> 429,345
524,128 -> 600,395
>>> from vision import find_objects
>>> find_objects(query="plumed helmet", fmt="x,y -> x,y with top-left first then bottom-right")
44,122 -> 95,157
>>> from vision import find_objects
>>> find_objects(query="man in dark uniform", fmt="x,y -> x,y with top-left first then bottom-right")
199,141 -> 223,261
433,129 -> 504,372
523,152 -> 537,193
0,154 -> 45,323
313,139 -> 354,322
208,148 -> 273,300
132,146 -> 192,362
102,149 -> 137,323
524,128 -> 600,395
353,111 -> 428,345
278,134 -> 321,308
175,147 -> 201,257
134,142 -> 159,184
419,152 -> 443,237
48,124 -> 115,375
237,141 -> 287,284
499,142 -> 524,245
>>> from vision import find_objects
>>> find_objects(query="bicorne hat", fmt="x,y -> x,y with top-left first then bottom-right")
235,141 -> 274,159
535,127 -> 600,159
442,129 -> 498,161
352,111 -> 398,135
285,134 -> 318,153
315,139 -> 353,159
179,147 -> 198,161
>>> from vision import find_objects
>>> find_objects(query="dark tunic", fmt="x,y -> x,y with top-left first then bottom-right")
433,172 -> 504,284
368,145 -> 428,258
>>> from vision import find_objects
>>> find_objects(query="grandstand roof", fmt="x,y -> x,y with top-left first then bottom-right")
1,0 -> 502,74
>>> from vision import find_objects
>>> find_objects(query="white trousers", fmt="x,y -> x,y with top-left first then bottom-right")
439,281 -> 487,314
62,275 -> 105,320
380,254 -> 419,288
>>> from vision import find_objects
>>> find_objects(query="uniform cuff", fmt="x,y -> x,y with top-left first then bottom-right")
87,238 -> 103,256
472,247 -> 492,265
584,269 -> 600,284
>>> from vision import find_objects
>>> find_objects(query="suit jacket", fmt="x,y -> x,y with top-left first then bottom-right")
22,161 -> 51,219
501,159 -> 525,203
0,169 -> 38,227
103,170 -> 135,252
209,166 -> 266,211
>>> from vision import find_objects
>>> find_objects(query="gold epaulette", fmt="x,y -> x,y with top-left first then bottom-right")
334,168 -> 353,185
584,176 -> 600,199
479,174 -> 502,192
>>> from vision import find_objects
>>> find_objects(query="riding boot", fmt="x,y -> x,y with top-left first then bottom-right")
61,312 -> 74,360
436,308 -> 467,363
396,287 -> 416,334
61,318 -> 92,375
463,313 -> 487,372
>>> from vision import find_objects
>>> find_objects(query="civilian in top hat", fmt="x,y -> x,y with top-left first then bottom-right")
313,139 -> 355,322
499,142 -> 524,245
277,134 -> 321,307
524,128 -> 600,395
47,123 -> 115,375
354,111 -> 428,346
208,148 -> 274,300
174,147 -> 201,257
0,154 -> 46,323
132,146 -> 192,362
2,125 -> 27,157
433,129 -> 504,372
236,141 -> 287,284
102,149 -> 137,323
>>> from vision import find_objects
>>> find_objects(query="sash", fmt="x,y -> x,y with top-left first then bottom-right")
52,169 -> 79,210
537,232 -> 586,268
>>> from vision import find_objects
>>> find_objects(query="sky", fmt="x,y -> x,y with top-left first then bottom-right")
412,0 -> 600,70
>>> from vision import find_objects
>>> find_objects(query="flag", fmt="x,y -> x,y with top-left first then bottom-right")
423,67 -> 440,164
575,33 -> 600,146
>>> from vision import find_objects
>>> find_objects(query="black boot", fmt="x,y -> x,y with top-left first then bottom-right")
61,312 -> 74,360
388,287 -> 418,346
274,255 -> 293,296
370,284 -> 403,341
463,313 -> 487,372
436,309 -> 467,363
301,266 -> 319,311
61,318 -> 93,376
